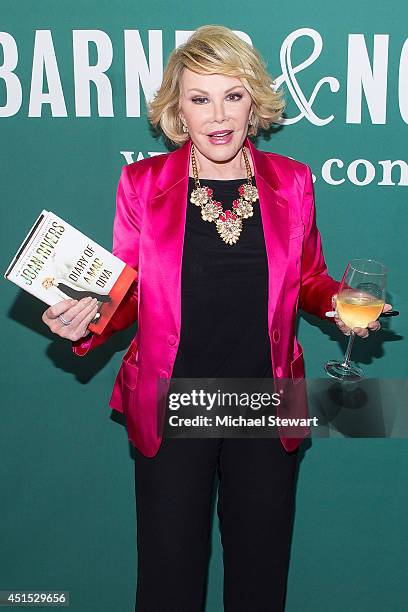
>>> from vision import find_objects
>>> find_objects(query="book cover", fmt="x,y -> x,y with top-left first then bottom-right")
4,210 -> 137,335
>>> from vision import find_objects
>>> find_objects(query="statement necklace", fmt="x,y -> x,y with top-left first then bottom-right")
189,143 -> 259,245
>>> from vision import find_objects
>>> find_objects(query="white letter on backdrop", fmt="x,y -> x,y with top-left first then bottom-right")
378,160 -> 408,186
28,30 -> 67,117
346,34 -> 389,124
321,159 -> 346,185
124,30 -> 163,117
347,159 -> 376,186
0,32 -> 22,117
398,39 -> 408,123
73,30 -> 113,117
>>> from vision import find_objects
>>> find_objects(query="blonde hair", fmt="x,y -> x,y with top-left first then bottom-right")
42,277 -> 54,288
148,25 -> 285,145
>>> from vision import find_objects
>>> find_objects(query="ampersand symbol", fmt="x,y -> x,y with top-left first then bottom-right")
274,28 -> 340,126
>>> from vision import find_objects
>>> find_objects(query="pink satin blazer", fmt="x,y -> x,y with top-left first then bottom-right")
72,137 -> 340,457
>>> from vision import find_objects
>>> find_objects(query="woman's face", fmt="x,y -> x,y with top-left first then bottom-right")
178,69 -> 252,168
42,277 -> 54,289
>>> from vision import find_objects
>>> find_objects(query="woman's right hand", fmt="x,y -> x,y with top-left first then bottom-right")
42,297 -> 99,341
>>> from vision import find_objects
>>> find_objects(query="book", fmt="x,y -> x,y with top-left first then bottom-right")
4,210 -> 137,335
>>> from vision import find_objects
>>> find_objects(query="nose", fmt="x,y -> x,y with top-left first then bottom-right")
212,99 -> 227,123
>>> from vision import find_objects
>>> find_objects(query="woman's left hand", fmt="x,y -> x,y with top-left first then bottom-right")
332,294 -> 393,338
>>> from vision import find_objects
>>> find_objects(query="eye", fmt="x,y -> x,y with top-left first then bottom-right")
191,97 -> 209,104
226,92 -> 243,101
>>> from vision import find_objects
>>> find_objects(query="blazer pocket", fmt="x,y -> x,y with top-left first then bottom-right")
289,224 -> 305,239
121,335 -> 139,391
122,360 -> 139,390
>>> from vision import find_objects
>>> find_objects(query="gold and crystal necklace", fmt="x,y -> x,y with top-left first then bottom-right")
189,143 -> 259,245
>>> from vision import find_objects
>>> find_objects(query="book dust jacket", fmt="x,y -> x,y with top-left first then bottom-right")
4,210 -> 137,334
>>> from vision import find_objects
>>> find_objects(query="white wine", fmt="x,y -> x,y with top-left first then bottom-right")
325,258 -> 387,382
337,289 -> 384,329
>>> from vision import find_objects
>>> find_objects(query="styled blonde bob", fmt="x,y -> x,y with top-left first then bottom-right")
148,25 -> 285,146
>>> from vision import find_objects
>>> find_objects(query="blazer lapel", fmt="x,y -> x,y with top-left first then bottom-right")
247,138 -> 290,329
148,137 -> 290,335
148,140 -> 192,332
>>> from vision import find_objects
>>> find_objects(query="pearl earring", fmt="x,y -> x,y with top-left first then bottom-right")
182,123 -> 188,133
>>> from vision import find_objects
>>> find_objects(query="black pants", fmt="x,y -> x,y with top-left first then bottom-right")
134,437 -> 299,612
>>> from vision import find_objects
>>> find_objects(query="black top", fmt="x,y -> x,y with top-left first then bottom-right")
56,283 -> 111,303
171,176 -> 272,379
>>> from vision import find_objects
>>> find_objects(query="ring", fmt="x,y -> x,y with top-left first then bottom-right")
58,315 -> 71,325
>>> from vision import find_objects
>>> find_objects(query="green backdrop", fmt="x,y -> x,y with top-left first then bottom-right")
1,1 -> 407,610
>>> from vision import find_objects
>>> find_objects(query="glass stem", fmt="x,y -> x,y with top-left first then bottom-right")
341,330 -> 356,368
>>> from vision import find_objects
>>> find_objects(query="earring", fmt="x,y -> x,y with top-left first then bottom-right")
182,123 -> 188,133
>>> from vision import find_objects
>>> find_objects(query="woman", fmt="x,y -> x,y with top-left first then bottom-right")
42,25 -> 391,612
42,276 -> 111,304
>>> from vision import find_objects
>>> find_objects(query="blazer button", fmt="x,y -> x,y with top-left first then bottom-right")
273,329 -> 280,343
275,366 -> 283,378
168,334 -> 177,346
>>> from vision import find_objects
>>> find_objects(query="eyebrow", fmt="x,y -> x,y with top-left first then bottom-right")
187,85 -> 246,94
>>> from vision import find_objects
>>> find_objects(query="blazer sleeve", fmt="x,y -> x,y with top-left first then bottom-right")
71,164 -> 142,356
298,164 -> 340,319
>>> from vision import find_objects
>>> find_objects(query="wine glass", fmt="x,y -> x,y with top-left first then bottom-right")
324,259 -> 387,381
